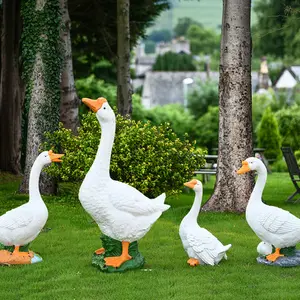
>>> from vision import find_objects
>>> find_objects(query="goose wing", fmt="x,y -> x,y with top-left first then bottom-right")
187,228 -> 220,266
108,181 -> 165,216
259,206 -> 300,235
0,205 -> 33,231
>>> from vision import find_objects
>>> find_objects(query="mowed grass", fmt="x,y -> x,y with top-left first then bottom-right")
0,172 -> 299,300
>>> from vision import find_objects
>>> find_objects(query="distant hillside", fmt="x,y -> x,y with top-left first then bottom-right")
149,0 -> 257,33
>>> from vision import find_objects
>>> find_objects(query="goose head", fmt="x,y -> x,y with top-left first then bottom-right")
184,179 -> 203,193
37,150 -> 64,166
82,97 -> 115,124
237,157 -> 266,175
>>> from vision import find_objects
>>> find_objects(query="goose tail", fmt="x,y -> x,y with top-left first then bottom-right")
153,193 -> 170,212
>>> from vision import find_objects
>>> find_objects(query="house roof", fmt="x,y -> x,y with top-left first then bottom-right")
142,71 -> 259,108
274,66 -> 300,89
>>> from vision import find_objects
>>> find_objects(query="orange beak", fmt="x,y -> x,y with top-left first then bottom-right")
184,179 -> 198,189
82,97 -> 107,112
237,161 -> 251,174
48,150 -> 64,162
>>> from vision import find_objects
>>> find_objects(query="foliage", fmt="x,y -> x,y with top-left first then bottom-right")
173,17 -> 203,37
186,24 -> 220,55
43,112 -> 205,197
147,29 -> 172,42
252,92 -> 274,144
73,57 -> 117,84
152,52 -> 196,71
75,75 -> 117,106
256,107 -> 282,160
275,105 -> 300,150
69,0 -> 170,78
271,158 -> 288,172
252,0 -> 300,58
144,40 -> 156,54
145,104 -> 195,140
187,80 -> 218,119
192,106 -> 219,152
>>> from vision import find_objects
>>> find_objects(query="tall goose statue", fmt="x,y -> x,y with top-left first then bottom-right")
79,97 -> 170,268
0,150 -> 63,264
237,157 -> 300,262
180,179 -> 231,266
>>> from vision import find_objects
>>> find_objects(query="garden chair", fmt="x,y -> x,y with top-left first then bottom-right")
281,147 -> 300,203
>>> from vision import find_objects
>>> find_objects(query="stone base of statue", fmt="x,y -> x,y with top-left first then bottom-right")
0,244 -> 43,265
257,246 -> 300,267
92,235 -> 145,273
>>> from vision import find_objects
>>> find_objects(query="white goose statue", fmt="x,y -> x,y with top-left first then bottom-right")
237,157 -> 300,262
179,179 -> 231,266
0,150 -> 63,262
79,97 -> 170,268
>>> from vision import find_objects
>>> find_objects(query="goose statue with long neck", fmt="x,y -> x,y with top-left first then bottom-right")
237,157 -> 300,262
179,179 -> 231,266
79,97 -> 170,268
0,150 -> 63,264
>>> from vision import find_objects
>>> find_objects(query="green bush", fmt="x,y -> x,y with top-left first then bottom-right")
275,105 -> 300,150
193,106 -> 219,152
145,104 -> 195,140
256,107 -> 281,160
152,52 -> 196,71
188,80 -> 218,119
270,158 -> 288,172
43,112 -> 205,198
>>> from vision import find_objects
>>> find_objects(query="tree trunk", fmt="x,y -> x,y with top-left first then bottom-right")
59,0 -> 79,134
19,0 -> 62,195
117,0 -> 132,117
0,0 -> 23,174
202,0 -> 253,213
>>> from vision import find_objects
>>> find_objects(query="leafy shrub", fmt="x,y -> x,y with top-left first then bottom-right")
144,40 -> 156,54
152,52 -> 196,71
252,92 -> 274,144
43,112 -> 205,197
275,105 -> 300,150
193,106 -> 219,152
188,80 -> 218,119
256,107 -> 281,160
75,75 -> 117,106
270,158 -> 288,172
145,104 -> 195,140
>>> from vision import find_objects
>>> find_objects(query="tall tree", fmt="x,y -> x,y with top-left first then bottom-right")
117,0 -> 132,117
59,0 -> 79,133
0,0 -> 23,174
69,0 -> 169,79
202,0 -> 253,213
19,0 -> 62,194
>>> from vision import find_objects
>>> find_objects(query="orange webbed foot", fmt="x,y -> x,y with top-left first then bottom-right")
266,248 -> 284,262
94,247 -> 105,255
187,258 -> 200,266
104,254 -> 132,268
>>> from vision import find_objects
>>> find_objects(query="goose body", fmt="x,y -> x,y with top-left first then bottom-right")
179,179 -> 231,266
0,150 -> 63,256
238,157 -> 300,261
79,98 -> 169,267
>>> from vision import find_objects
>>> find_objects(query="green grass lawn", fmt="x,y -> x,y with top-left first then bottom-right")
0,172 -> 299,300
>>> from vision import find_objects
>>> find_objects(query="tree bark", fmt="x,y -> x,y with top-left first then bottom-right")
202,0 -> 253,213
19,0 -> 61,195
117,0 -> 132,117
59,0 -> 79,133
0,0 -> 23,174
20,53 -> 57,194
